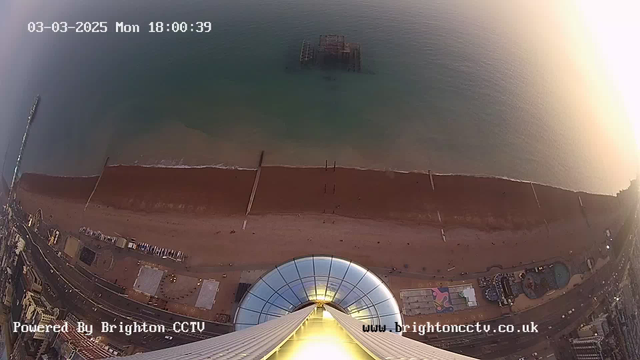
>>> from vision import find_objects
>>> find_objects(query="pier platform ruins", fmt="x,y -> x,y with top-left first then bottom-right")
299,35 -> 361,72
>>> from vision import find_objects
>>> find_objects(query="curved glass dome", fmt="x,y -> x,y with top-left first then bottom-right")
234,256 -> 403,332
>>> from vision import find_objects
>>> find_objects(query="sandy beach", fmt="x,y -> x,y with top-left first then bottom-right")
15,165 -> 630,272
17,165 -> 624,230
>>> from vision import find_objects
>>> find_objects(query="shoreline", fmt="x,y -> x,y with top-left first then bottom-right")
16,164 -> 631,232
24,162 -> 631,196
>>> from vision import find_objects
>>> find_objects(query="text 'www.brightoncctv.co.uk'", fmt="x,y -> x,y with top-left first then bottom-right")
363,322 -> 539,335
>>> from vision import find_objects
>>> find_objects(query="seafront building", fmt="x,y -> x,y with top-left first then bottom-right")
21,292 -> 56,341
46,320 -> 114,360
577,315 -> 610,338
570,336 -> 605,360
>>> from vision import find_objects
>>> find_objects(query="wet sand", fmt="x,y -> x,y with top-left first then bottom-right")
17,165 -> 625,231
18,173 -> 97,203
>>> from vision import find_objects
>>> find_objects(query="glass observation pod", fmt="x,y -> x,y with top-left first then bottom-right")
234,255 -> 404,332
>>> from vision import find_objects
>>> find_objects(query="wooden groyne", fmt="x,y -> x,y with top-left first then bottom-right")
243,151 -> 265,229
84,157 -> 110,212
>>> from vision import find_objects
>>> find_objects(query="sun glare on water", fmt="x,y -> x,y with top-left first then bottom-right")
574,1 -> 640,157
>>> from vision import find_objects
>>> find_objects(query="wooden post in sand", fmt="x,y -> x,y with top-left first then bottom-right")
530,182 -> 541,209
428,170 -> 435,191
84,156 -> 109,212
438,210 -> 446,242
578,195 -> 590,228
530,182 -> 549,233
243,151 -> 264,230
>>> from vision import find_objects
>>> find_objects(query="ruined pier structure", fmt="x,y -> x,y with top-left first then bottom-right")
300,35 -> 361,72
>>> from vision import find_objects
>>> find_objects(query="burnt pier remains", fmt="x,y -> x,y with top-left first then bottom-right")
299,35 -> 362,72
